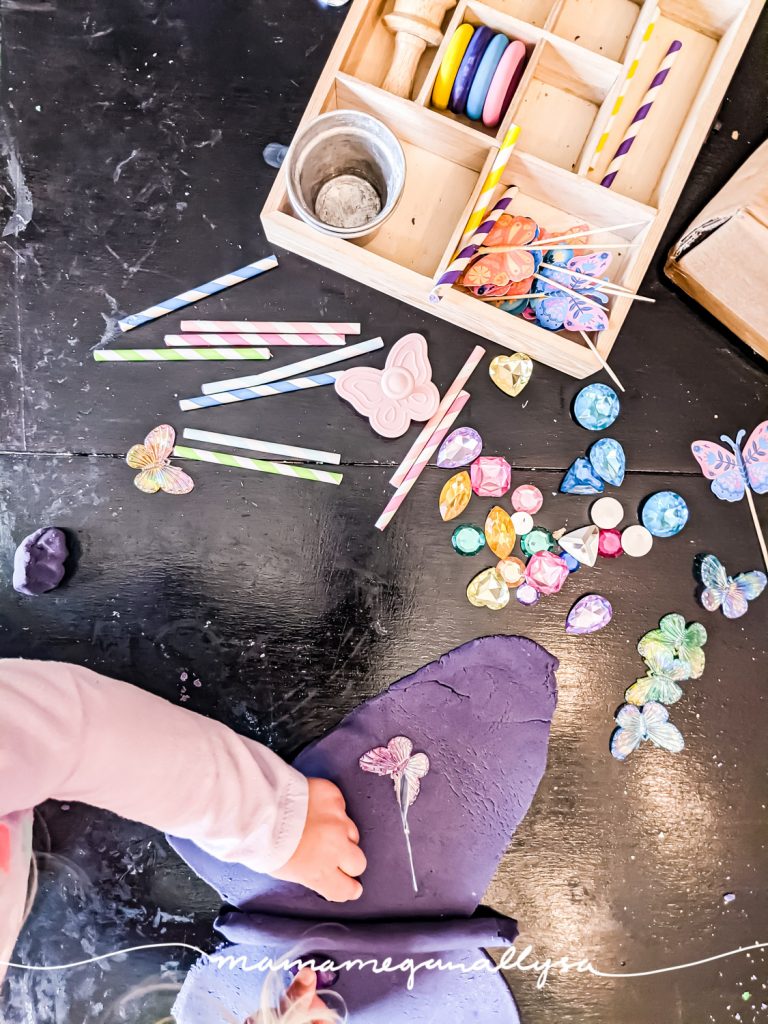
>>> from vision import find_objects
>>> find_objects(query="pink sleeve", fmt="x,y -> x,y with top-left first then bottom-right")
0,659 -> 308,874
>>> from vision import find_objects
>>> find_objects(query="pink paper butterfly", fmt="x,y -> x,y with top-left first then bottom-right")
691,423 -> 768,502
334,333 -> 440,438
534,251 -> 611,333
126,424 -> 194,494
359,735 -> 430,807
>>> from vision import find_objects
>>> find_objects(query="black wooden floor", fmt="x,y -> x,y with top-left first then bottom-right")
1,2 -> 767,1022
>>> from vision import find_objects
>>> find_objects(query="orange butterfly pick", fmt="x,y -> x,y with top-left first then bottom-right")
126,424 -> 194,494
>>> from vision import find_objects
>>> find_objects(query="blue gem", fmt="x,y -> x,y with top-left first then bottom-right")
589,438 -> 626,487
573,384 -> 620,430
560,457 -> 605,495
561,551 -> 580,572
641,491 -> 689,538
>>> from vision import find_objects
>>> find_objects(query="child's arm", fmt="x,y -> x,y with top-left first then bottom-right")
0,659 -> 364,901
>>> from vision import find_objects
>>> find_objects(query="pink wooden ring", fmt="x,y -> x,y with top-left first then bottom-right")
483,40 -> 527,128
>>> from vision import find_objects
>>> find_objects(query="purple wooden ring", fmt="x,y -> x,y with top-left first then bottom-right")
449,25 -> 494,116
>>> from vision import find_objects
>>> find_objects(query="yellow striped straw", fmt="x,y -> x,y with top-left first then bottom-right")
454,124 -> 520,255
588,6 -> 659,172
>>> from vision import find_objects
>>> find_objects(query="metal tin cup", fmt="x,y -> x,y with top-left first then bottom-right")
285,110 -> 406,240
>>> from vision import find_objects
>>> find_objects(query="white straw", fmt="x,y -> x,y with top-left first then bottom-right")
182,428 -> 341,465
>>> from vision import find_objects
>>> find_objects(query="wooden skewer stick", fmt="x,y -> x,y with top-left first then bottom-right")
478,242 -> 640,254
540,264 -> 655,302
579,330 -> 625,393
527,219 -> 649,248
745,488 -> 768,573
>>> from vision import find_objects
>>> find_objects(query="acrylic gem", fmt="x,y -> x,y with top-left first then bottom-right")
566,594 -> 613,635
489,352 -> 533,397
641,491 -> 689,538
466,567 -> 510,610
451,524 -> 486,556
470,456 -> 511,497
557,525 -> 600,567
573,383 -> 620,430
439,471 -> 472,521
589,438 -> 626,487
524,551 -> 570,595
484,506 -> 516,559
437,427 -> 483,469
560,457 -> 605,495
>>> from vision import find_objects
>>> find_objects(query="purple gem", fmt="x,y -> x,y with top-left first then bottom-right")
565,594 -> 613,635
516,582 -> 540,607
436,427 -> 483,469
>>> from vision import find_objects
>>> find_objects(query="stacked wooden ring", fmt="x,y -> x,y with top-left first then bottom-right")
431,24 -> 527,128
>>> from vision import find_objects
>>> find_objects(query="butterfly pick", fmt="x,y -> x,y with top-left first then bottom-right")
610,702 -> 684,761
697,553 -> 767,619
126,424 -> 194,494
334,333 -> 440,438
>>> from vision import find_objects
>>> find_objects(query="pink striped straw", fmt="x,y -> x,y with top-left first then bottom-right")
165,333 -> 346,347
390,345 -> 486,487
375,392 -> 470,532
179,320 -> 361,335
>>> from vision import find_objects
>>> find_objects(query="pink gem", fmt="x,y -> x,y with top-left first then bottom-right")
511,484 -> 543,514
597,528 -> 623,558
524,551 -> 570,595
470,456 -> 511,497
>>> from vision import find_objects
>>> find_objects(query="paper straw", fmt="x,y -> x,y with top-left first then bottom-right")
179,372 -> 342,411
600,40 -> 683,189
588,6 -> 659,172
94,347 -> 271,362
182,428 -> 341,465
375,392 -> 469,531
180,320 -> 360,335
455,124 -> 520,252
165,332 -> 345,347
118,255 -> 278,331
430,188 -> 518,302
173,446 -> 343,486
390,345 -> 485,487
201,337 -> 384,395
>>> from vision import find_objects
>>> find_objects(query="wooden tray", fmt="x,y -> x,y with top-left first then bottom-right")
261,0 -> 765,378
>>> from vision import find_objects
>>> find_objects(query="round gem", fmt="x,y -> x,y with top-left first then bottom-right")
489,352 -> 533,397
524,551 -> 570,595
511,484 -> 543,514
561,552 -> 580,572
590,496 -> 624,529
497,556 -> 526,587
439,471 -> 472,521
466,567 -> 510,610
511,511 -> 533,535
621,524 -> 654,558
470,456 -> 512,497
437,427 -> 483,469
516,583 -> 541,607
573,383 -> 620,431
484,506 -> 516,559
641,491 -> 689,538
451,524 -> 486,556
520,527 -> 555,558
566,594 -> 613,635
597,528 -> 623,558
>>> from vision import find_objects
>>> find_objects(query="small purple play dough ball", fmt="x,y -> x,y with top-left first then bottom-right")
12,527 -> 68,596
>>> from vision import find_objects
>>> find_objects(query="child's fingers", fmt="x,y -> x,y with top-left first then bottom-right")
328,868 -> 364,902
281,968 -> 329,1020
347,819 -> 360,844
338,840 -> 367,879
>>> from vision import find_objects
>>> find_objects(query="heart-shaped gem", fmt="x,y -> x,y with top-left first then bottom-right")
489,353 -> 533,398
466,567 -> 510,610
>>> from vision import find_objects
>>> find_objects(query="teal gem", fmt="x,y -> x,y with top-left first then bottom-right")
573,384 -> 620,430
451,523 -> 486,556
560,457 -> 605,495
520,527 -> 555,557
589,438 -> 626,487
641,492 -> 689,538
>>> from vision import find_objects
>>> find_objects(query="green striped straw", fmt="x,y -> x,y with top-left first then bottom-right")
173,446 -> 343,486
94,347 -> 271,362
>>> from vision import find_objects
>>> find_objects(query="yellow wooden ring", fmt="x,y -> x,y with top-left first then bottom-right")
431,24 -> 474,111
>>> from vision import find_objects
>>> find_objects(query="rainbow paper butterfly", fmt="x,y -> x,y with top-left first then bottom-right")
691,422 -> 768,502
610,702 -> 684,761
534,251 -> 611,333
698,554 -> 766,619
126,424 -> 194,494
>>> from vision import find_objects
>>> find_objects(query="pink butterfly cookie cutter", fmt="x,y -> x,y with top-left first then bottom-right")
334,333 -> 440,438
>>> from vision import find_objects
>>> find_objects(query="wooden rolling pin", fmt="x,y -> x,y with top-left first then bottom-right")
381,0 -> 457,99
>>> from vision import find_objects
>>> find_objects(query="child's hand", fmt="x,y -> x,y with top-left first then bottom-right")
272,778 -> 366,901
245,967 -> 330,1023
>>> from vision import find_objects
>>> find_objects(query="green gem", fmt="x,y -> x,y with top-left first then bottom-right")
451,524 -> 486,556
520,527 -> 555,557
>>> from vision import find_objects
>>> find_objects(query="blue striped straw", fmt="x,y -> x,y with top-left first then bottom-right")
179,371 -> 342,411
118,255 -> 279,332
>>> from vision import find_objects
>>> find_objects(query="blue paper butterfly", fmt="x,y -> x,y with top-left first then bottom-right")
691,422 -> 768,502
698,554 -> 766,619
534,251 -> 611,333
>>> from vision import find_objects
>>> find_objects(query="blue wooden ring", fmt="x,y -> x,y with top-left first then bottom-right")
449,25 -> 494,116
466,33 -> 509,121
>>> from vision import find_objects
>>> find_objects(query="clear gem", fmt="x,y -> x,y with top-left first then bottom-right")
524,551 -> 570,595
516,582 -> 541,606
439,471 -> 472,521
520,527 -> 555,557
470,456 -> 511,497
511,484 -> 543,514
621,524 -> 654,557
573,383 -> 620,430
589,438 -> 625,486
566,594 -> 613,634
560,457 -> 605,495
451,524 -> 486,556
641,491 -> 689,538
466,567 -> 510,610
558,525 -> 600,567
497,556 -> 526,587
437,427 -> 483,469
590,496 -> 624,529
511,511 -> 533,535
484,506 -> 516,559
489,352 -> 533,397
598,528 -> 623,558
561,552 -> 580,572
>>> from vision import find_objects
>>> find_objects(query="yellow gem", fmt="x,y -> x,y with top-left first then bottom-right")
439,471 -> 472,521
484,506 -> 516,559
497,556 -> 526,587
467,567 -> 510,610
489,353 -> 533,397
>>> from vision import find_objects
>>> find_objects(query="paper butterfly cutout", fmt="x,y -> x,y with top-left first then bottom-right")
534,251 -> 612,333
334,333 -> 440,439
610,702 -> 684,761
126,424 -> 194,494
691,422 -> 768,502
462,215 -> 538,292
360,735 -> 430,892
698,553 -> 767,619
625,646 -> 690,706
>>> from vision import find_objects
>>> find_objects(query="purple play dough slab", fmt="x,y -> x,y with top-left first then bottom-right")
12,527 -> 68,596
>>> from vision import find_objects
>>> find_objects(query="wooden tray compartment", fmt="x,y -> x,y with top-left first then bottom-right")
552,0 -> 644,61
